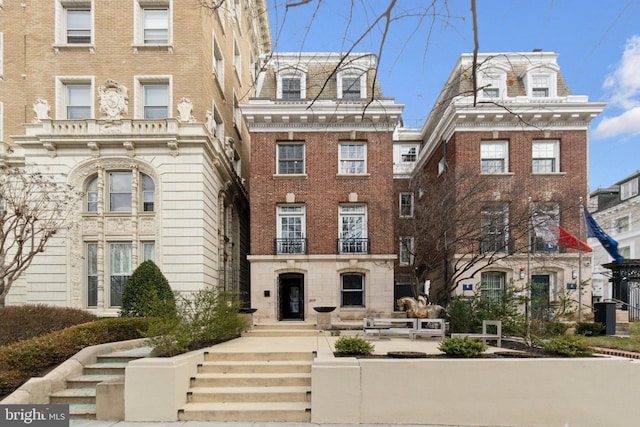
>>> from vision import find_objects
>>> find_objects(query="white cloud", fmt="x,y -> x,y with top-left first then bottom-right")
593,106 -> 640,139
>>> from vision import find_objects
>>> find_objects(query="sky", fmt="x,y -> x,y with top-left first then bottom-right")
266,0 -> 640,191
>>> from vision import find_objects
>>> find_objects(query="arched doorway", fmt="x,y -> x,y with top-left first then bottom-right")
278,273 -> 304,320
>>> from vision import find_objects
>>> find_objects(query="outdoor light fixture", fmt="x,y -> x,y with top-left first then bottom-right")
572,270 -> 578,279
519,267 -> 526,280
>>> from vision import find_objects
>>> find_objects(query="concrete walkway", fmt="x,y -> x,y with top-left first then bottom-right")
70,421 -> 484,427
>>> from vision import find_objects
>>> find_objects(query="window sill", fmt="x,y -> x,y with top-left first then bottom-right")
480,172 -> 515,176
53,44 -> 95,54
336,173 -> 370,179
132,44 -> 174,53
273,173 -> 307,179
531,172 -> 566,177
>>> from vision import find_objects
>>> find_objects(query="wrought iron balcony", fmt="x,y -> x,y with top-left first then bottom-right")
337,238 -> 370,254
274,238 -> 307,255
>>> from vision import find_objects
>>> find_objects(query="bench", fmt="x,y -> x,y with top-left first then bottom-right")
409,318 -> 446,341
451,320 -> 502,347
363,318 -> 417,339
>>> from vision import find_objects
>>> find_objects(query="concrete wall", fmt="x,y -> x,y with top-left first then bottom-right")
312,354 -> 640,427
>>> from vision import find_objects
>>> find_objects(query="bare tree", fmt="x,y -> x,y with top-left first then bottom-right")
0,166 -> 82,307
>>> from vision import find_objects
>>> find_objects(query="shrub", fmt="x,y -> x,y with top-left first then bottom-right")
438,337 -> 487,358
120,260 -> 176,318
0,305 -> 97,346
144,287 -> 247,357
545,321 -> 571,337
334,336 -> 375,356
575,322 -> 603,336
541,335 -> 593,357
0,317 -> 158,399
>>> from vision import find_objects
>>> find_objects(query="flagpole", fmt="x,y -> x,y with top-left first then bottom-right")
578,197 -> 583,322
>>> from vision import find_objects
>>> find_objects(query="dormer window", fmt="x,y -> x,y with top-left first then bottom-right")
476,63 -> 509,100
523,63 -> 559,98
338,69 -> 367,99
282,78 -> 301,99
276,66 -> 307,99
621,178 -> 639,200
531,75 -> 550,97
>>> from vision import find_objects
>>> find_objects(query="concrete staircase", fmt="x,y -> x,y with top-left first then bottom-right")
49,347 -> 151,420
178,322 -> 316,422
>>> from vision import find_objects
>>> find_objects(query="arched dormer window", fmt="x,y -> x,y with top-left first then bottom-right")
522,63 -> 559,98
276,65 -> 307,99
337,66 -> 367,99
476,62 -> 509,100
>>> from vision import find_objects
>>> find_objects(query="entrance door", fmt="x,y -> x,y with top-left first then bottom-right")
278,273 -> 304,320
531,274 -> 550,320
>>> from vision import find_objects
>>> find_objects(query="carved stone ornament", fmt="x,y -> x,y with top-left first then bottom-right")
32,98 -> 51,122
177,98 -> 196,122
98,80 -> 128,120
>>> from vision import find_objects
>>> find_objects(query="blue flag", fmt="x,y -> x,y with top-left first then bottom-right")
583,206 -> 624,263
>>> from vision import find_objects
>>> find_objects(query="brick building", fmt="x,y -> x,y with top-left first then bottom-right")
397,52 -> 606,316
0,1 -> 271,314
242,53 -> 403,322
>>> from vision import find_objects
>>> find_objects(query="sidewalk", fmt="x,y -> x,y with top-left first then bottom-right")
70,420 -> 484,427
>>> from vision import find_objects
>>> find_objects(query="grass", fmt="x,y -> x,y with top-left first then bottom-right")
585,321 -> 640,352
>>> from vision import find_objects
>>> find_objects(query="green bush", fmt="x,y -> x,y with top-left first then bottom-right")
0,317 -> 157,399
0,305 -> 97,346
575,322 -> 603,336
438,337 -> 488,358
541,335 -> 593,357
334,336 -> 375,356
144,287 -> 247,357
545,321 -> 571,337
120,260 -> 176,318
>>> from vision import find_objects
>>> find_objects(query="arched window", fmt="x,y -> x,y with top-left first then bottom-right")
87,176 -> 98,212
142,173 -> 155,212
84,170 -> 156,212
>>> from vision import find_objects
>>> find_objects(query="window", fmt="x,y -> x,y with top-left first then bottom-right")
87,176 -> 98,212
338,69 -> 366,99
232,92 -> 241,129
620,246 -> 631,259
532,202 -> 559,252
109,172 -> 132,212
86,242 -> 98,307
393,144 -> 419,174
142,242 -> 155,262
616,216 -> 630,234
276,205 -> 306,254
66,8 -> 91,44
212,34 -> 224,89
480,203 -> 509,253
477,65 -> 508,100
532,140 -> 559,173
277,143 -> 305,174
399,193 -> 414,218
481,271 -> 505,301
342,76 -> 361,98
143,8 -> 168,44
531,75 -> 550,97
142,174 -> 155,212
233,37 -> 241,74
209,103 -> 224,139
339,205 -> 368,254
481,140 -> 508,174
399,236 -> 414,266
142,83 -> 169,119
621,178 -> 639,200
481,75 -> 502,98
66,84 -> 92,119
523,64 -> 558,98
341,273 -> 364,307
339,143 -> 366,174
109,243 -> 132,307
282,78 -> 301,99
0,32 -> 3,79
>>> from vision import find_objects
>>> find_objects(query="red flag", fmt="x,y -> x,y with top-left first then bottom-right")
553,226 -> 592,252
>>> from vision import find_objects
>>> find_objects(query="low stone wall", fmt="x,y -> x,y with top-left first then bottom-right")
312,352 -> 640,426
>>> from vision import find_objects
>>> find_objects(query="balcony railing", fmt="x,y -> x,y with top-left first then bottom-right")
274,238 -> 307,255
337,238 -> 370,254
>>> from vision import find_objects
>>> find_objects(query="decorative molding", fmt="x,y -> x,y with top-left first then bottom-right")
98,80 -> 128,120
106,217 -> 132,235
167,140 -> 179,156
177,98 -> 196,122
123,141 -> 135,157
87,142 -> 100,157
43,142 -> 57,157
32,98 -> 51,123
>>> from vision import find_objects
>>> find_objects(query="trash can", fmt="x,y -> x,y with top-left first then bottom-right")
594,302 -> 616,335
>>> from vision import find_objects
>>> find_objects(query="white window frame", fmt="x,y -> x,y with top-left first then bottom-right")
338,204 -> 368,254
209,101 -> 225,140
399,193 -> 414,218
135,75 -> 172,119
276,65 -> 307,99
55,76 -> 95,120
338,142 -> 367,175
481,202 -> 509,254
399,236 -> 414,266
276,142 -> 305,175
615,216 -> 630,234
337,68 -> 367,99
523,64 -> 558,98
212,32 -> 225,90
532,140 -> 560,174
55,1 -> 94,46
276,205 -> 306,254
393,143 -> 419,174
109,242 -> 132,307
233,35 -> 241,78
621,178 -> 639,200
86,242 -> 98,307
134,0 -> 172,46
619,246 -> 631,259
481,271 -> 505,302
477,64 -> 508,100
232,91 -> 241,129
87,175 -> 98,212
142,242 -> 155,262
481,140 -> 508,174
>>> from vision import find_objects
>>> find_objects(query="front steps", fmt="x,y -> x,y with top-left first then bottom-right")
242,321 -> 321,337
178,349 -> 314,422
49,347 -> 151,420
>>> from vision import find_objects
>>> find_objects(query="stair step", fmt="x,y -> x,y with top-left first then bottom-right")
178,402 -> 311,422
66,374 -> 123,389
187,386 -> 311,403
204,351 -> 315,362
68,403 -> 96,419
96,347 -> 153,363
49,388 -> 96,405
199,360 -> 311,374
83,362 -> 128,375
243,329 -> 320,337
190,373 -> 311,388
252,322 -> 316,330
